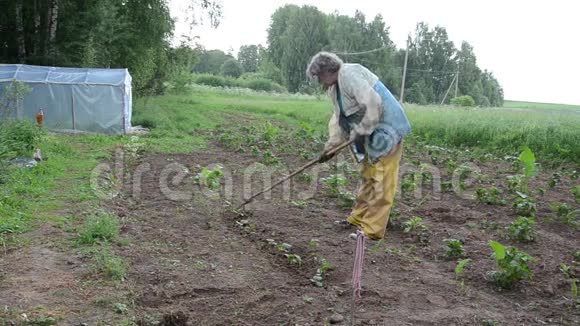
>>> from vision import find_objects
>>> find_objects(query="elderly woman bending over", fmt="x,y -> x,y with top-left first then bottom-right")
306,52 -> 412,240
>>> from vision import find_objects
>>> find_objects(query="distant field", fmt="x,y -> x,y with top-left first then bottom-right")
504,100 -> 580,111
130,86 -> 580,163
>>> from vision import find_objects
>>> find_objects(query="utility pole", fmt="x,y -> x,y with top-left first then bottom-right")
454,66 -> 459,98
440,73 -> 457,105
399,35 -> 410,103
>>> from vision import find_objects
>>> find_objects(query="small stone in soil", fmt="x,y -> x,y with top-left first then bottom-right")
329,313 -> 344,324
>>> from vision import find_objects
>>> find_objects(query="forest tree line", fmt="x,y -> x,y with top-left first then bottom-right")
0,2 -> 503,106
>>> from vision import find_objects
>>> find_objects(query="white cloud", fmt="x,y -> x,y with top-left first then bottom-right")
170,0 -> 580,104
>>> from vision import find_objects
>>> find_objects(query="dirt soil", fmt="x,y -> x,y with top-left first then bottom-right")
111,138 -> 578,325
1,119 -> 579,325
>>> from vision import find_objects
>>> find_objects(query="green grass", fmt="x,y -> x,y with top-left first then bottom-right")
85,244 -> 127,281
405,104 -> 580,162
0,132 -> 125,244
504,100 -> 580,111
78,211 -> 120,245
132,88 -> 330,153
2,87 -> 578,249
133,87 -> 580,163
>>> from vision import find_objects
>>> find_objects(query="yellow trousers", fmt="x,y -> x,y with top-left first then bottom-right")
347,143 -> 403,240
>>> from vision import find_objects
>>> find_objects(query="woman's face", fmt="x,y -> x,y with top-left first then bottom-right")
317,71 -> 338,88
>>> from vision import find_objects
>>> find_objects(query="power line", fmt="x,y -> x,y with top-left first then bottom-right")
406,68 -> 456,74
333,46 -> 390,56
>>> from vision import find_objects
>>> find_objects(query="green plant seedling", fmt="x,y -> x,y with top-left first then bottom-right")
308,239 -> 319,250
262,150 -> 280,165
303,295 -> 314,304
194,165 -> 224,190
444,239 -> 465,259
550,202 -> 579,228
285,254 -> 302,267
560,263 -> 578,300
403,217 -> 425,233
297,172 -> 314,183
519,146 -> 537,179
455,258 -> 472,278
291,200 -> 307,209
476,187 -> 506,205
276,242 -> 292,252
337,190 -> 356,208
401,174 -> 417,197
321,174 -> 348,197
507,217 -> 537,242
549,172 -> 562,188
487,240 -> 534,289
318,258 -> 334,274
512,196 -> 537,217
572,185 -> 580,204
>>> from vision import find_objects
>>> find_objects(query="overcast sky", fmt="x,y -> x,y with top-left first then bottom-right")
170,0 -> 579,105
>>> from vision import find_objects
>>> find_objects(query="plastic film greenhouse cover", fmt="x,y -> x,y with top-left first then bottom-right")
0,64 -> 132,134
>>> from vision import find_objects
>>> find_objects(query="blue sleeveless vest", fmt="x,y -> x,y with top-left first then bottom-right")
337,80 -> 411,163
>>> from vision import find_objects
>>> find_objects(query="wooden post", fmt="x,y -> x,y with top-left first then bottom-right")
400,35 -> 410,103
454,66 -> 459,98
440,73 -> 457,105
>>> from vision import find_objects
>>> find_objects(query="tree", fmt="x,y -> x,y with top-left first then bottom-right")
220,58 -> 242,78
0,0 -> 223,95
277,5 -> 327,92
457,41 -> 481,97
267,4 -> 300,68
194,49 -> 233,74
326,12 -> 400,93
238,44 -> 260,73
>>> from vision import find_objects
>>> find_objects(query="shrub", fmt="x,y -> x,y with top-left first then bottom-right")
193,74 -> 235,88
192,74 -> 287,93
168,71 -> 194,94
243,78 -> 286,93
450,95 -> 476,107
220,58 -> 243,78
0,119 -> 44,157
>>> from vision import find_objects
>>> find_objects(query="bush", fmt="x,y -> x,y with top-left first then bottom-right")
450,95 -> 476,107
0,119 -> 44,157
220,58 -> 243,78
168,70 -> 194,94
243,78 -> 286,93
239,72 -> 267,80
192,74 -> 287,93
193,74 -> 235,88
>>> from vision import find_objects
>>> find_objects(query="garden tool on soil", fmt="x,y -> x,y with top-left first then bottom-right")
237,139 -> 354,209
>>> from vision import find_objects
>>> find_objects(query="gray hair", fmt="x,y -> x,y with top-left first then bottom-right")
306,52 -> 344,79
